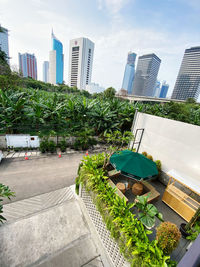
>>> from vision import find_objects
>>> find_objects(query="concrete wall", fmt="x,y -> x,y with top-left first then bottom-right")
131,112 -> 200,184
0,135 -> 6,149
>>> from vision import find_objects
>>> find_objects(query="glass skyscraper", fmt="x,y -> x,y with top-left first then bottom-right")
171,46 -> 200,100
43,61 -> 49,83
132,54 -> 161,97
49,30 -> 64,84
159,81 -> 169,98
121,52 -> 136,95
0,26 -> 9,64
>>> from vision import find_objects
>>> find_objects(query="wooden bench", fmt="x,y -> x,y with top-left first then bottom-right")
108,169 -> 120,178
108,179 -> 128,202
135,181 -> 160,203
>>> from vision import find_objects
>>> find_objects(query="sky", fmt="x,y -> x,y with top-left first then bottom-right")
0,0 -> 200,97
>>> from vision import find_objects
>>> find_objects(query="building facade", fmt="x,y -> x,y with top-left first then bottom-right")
153,80 -> 161,97
121,52 -> 136,95
171,46 -> 200,100
49,31 -> 64,84
43,61 -> 49,83
132,53 -> 161,97
18,53 -> 37,79
68,37 -> 94,90
0,26 -> 9,63
159,81 -> 169,98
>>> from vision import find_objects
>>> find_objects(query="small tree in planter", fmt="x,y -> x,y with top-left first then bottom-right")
135,194 -> 163,229
156,222 -> 181,255
0,183 -> 15,223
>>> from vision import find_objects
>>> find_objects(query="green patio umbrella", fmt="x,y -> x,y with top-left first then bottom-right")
110,150 -> 158,181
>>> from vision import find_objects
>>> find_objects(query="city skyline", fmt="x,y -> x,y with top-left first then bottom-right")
1,0 -> 200,100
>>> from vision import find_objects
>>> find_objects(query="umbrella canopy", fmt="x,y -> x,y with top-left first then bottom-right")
110,150 -> 158,180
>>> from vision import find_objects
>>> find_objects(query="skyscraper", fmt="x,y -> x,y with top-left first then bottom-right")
0,26 -> 9,63
121,52 -> 136,95
153,80 -> 161,97
132,53 -> 161,97
159,81 -> 169,98
49,30 -> 64,84
18,53 -> 37,79
171,47 -> 200,100
68,37 -> 94,90
43,61 -> 49,83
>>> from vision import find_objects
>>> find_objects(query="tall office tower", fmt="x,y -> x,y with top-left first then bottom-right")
159,81 -> 169,98
0,26 -> 9,63
43,61 -> 49,83
153,80 -> 161,97
132,54 -> 161,97
121,52 -> 136,95
49,30 -> 64,84
171,47 -> 200,100
68,37 -> 94,90
18,53 -> 37,79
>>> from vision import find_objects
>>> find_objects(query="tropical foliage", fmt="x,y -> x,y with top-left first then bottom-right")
135,194 -> 163,228
0,183 -> 15,223
77,153 -> 174,266
0,72 -> 200,136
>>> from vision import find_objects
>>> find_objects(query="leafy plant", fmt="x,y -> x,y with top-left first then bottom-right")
0,183 -> 15,223
186,220 -> 200,241
142,151 -> 147,157
156,222 -> 181,255
155,160 -> 162,173
39,138 -> 49,153
58,139 -> 67,152
135,194 -> 163,228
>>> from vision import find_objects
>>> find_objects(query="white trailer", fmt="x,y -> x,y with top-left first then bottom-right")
6,135 -> 40,148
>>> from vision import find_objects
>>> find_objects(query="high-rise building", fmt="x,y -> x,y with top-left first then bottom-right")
132,53 -> 161,97
0,26 -> 9,63
153,80 -> 161,97
18,53 -> 37,79
171,47 -> 200,100
121,52 -> 136,95
68,37 -> 94,90
49,30 -> 64,84
43,61 -> 49,83
159,81 -> 169,98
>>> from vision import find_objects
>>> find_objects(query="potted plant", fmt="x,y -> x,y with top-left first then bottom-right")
156,221 -> 181,255
180,207 -> 200,238
135,194 -> 163,229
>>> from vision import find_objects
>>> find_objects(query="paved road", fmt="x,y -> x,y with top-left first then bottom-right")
0,154 -> 84,204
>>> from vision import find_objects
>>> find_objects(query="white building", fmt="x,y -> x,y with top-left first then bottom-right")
0,26 -> 9,63
86,83 -> 105,94
68,37 -> 94,90
43,61 -> 49,83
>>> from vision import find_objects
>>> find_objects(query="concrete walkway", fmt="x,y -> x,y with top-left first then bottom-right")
0,187 -> 109,267
0,154 -> 84,204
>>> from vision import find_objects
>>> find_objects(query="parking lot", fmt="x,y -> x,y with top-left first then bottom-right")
0,153 -> 84,204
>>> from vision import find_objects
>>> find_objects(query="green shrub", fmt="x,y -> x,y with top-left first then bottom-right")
147,154 -> 153,161
39,139 -> 48,153
0,183 -> 15,223
155,160 -> 162,172
156,222 -> 181,255
186,220 -> 200,241
58,140 -> 67,152
142,151 -> 147,157
48,140 -> 56,153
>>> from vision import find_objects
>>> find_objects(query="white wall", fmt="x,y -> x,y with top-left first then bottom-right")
131,113 -> 200,183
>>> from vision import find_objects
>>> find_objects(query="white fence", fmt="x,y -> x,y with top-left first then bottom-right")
131,112 -> 200,184
6,135 -> 40,148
